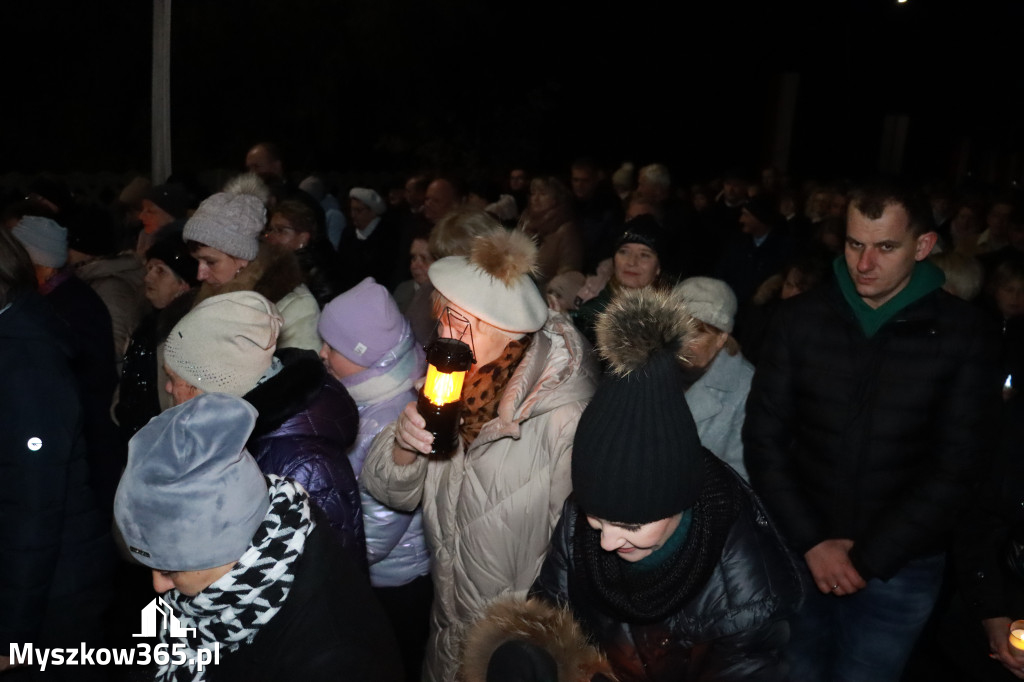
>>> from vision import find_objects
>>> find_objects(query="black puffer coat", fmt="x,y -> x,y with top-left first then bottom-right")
531,457 -> 803,682
744,280 -> 1003,581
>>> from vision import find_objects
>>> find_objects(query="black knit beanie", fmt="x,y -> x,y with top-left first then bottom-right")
573,288 -> 706,524
615,214 -> 665,256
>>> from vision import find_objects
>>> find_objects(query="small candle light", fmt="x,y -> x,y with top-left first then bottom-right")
1010,621 -> 1024,651
417,308 -> 475,460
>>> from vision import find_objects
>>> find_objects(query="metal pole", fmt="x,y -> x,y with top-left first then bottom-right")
152,0 -> 172,183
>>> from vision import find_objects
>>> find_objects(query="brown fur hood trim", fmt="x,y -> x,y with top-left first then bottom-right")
193,243 -> 305,308
459,598 -> 615,682
594,287 -> 696,378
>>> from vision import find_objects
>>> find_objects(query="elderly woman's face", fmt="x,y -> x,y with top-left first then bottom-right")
350,199 -> 376,231
687,326 -> 728,369
614,243 -> 660,289
143,258 -> 190,309
193,245 -> 249,287
262,213 -> 309,251
585,514 -> 682,563
409,238 -> 433,286
164,365 -> 201,406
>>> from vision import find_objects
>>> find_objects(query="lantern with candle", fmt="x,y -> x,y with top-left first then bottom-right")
417,307 -> 475,459
1010,620 -> 1024,651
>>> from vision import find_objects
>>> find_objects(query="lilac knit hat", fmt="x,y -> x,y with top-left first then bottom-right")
319,277 -> 407,367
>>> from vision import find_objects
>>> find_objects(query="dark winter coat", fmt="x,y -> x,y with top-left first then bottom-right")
0,292 -> 114,649
208,518 -> 403,682
243,348 -> 366,567
531,457 -> 802,682
44,271 -> 125,510
744,278 -> 1003,581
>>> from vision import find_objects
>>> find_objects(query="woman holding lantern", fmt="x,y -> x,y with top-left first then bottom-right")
360,223 -> 598,682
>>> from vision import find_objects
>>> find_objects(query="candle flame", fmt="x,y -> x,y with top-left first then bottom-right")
424,365 -> 466,406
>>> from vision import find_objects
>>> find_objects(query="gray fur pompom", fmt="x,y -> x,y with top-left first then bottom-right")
594,287 -> 696,377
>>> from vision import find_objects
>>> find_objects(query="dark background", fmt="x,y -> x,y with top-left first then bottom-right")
4,0 -> 1023,184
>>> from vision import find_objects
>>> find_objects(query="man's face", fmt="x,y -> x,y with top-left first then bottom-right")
405,178 -> 426,209
508,169 -> 528,192
722,180 -> 746,205
571,167 -> 598,201
423,180 -> 458,223
245,145 -> 282,181
739,209 -> 769,238
844,203 -> 936,309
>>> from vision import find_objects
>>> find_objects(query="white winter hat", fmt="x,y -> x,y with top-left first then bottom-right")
164,291 -> 283,396
672,277 -> 737,333
349,187 -> 386,216
428,228 -> 547,334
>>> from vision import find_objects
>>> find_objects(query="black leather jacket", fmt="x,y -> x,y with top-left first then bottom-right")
532,462 -> 803,682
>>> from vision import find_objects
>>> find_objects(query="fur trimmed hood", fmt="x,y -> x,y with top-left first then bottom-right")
193,242 -> 305,308
459,598 -> 614,682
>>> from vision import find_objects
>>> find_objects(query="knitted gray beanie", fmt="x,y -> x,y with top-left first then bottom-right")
12,216 -> 68,268
184,192 -> 265,260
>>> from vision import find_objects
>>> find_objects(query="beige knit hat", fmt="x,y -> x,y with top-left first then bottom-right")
672,277 -> 737,333
164,291 -> 283,396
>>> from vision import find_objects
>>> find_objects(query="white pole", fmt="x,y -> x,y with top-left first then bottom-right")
152,0 -> 172,183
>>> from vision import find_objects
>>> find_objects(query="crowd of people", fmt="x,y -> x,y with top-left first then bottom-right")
1,143 -> 1023,681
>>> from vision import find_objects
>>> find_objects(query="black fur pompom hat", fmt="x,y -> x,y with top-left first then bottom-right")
572,288 -> 705,523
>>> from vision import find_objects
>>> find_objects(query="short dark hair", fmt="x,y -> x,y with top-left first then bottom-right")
0,227 -> 37,308
848,181 -> 933,236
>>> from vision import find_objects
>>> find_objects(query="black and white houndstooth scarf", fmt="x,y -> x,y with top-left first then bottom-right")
157,475 -> 314,682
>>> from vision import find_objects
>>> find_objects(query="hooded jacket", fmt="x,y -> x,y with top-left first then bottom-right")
684,348 -> 754,480
192,243 -> 321,352
244,348 -> 365,567
362,311 -> 598,682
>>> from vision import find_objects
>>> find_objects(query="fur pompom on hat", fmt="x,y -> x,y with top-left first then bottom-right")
164,291 -> 283,397
349,187 -> 386,216
183,175 -> 268,261
573,287 -> 705,523
428,228 -> 548,334
595,287 -> 693,378
673,276 -> 737,333
459,598 -> 613,682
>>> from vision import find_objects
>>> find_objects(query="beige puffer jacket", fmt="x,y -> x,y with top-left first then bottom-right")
362,311 -> 597,682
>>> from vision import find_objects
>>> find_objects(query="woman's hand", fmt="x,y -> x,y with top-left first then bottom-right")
984,617 -> 1024,678
392,402 -> 433,464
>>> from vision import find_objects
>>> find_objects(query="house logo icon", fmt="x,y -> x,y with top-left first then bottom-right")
133,597 -> 196,638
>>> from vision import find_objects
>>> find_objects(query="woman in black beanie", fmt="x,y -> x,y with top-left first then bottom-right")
461,288 -> 803,682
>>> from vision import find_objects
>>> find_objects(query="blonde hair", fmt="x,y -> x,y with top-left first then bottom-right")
429,209 -> 502,259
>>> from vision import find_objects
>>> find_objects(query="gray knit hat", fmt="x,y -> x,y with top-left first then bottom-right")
164,291 -> 283,397
114,393 -> 269,571
349,187 -> 386,216
183,192 -> 266,260
672,277 -> 737,333
11,216 -> 68,268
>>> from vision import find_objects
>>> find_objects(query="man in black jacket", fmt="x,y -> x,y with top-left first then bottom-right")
744,181 -> 1003,682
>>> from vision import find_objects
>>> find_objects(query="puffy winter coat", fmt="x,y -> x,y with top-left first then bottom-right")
244,348 -> 365,566
531,457 -> 803,682
744,280 -> 1003,581
0,292 -> 114,649
685,349 -> 754,480
342,336 -> 431,589
75,252 -> 149,366
362,311 -> 598,682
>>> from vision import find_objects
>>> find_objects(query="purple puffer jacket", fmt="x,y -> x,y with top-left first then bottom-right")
244,349 -> 366,569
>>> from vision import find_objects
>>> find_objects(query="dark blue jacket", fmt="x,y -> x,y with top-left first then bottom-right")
0,292 -> 114,649
244,349 -> 366,569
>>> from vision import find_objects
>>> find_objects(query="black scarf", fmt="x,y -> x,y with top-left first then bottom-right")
573,452 -> 743,623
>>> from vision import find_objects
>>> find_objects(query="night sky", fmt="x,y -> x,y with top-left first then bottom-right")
5,0 -> 1023,185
